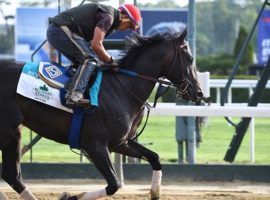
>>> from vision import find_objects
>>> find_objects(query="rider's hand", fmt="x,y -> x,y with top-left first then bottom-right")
108,57 -> 119,72
110,63 -> 119,72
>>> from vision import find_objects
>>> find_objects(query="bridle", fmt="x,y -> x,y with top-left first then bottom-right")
161,39 -> 191,96
106,39 -> 194,140
112,39 -> 192,99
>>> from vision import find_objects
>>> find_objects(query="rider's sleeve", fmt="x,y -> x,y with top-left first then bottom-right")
95,11 -> 113,33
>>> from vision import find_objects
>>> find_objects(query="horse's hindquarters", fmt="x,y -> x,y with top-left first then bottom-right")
0,60 -> 23,104
0,61 -> 24,149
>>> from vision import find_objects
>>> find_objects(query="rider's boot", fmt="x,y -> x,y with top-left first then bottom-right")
65,60 -> 98,108
67,90 -> 90,108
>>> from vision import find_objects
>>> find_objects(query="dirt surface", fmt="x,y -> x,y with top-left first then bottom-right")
1,179 -> 270,200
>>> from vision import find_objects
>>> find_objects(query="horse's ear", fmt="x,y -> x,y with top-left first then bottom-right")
178,28 -> 187,42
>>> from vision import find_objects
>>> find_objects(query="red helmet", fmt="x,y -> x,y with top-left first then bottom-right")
118,4 -> 142,30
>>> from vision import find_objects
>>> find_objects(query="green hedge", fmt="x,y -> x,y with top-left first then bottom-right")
196,54 -> 235,75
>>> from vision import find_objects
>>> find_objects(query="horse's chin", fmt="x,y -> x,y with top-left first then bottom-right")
184,90 -> 203,103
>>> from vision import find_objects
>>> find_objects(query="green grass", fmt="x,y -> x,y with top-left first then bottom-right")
20,132 -> 80,163
1,117 -> 269,164
141,116 -> 270,164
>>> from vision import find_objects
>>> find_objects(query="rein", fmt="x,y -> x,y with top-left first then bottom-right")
117,68 -> 179,88
115,39 -> 190,94
112,74 -> 153,140
101,40 -> 189,140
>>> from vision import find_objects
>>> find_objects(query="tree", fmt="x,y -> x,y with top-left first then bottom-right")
233,25 -> 254,69
0,25 -> 14,54
196,0 -> 261,58
196,0 -> 240,56
20,0 -> 55,7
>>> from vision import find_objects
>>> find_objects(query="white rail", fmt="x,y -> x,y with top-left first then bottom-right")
210,79 -> 270,88
147,103 -> 270,163
151,104 -> 270,117
210,79 -> 270,103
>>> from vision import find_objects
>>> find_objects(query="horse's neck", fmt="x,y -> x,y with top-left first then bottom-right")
102,44 -> 169,112
100,65 -> 157,114
121,71 -> 156,104
122,55 -> 164,105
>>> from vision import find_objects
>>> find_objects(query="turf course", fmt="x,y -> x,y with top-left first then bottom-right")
16,116 -> 270,164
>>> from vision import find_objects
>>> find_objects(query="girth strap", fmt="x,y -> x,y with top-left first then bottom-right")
69,108 -> 85,149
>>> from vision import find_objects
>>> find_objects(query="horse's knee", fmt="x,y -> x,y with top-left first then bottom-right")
105,180 -> 121,195
148,152 -> 161,170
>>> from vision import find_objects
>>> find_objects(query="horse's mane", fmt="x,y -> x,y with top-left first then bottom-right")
118,32 -> 181,66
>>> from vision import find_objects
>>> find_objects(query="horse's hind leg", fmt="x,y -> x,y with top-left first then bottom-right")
111,140 -> 162,200
1,127 -> 37,200
61,141 -> 120,200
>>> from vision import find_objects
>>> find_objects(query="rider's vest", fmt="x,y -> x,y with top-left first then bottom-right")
51,3 -> 120,41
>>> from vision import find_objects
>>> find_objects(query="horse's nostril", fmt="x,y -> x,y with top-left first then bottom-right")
197,91 -> 203,98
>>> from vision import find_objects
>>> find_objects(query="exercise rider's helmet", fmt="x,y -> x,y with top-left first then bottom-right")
118,3 -> 142,30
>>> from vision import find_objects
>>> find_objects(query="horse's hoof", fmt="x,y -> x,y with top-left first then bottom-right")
58,192 -> 70,200
0,191 -> 8,200
150,189 -> 160,200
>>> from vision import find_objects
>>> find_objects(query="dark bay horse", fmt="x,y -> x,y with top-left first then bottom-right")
0,30 -> 202,200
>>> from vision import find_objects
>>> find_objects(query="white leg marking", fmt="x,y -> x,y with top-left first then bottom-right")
150,170 -> 162,199
20,188 -> 38,200
78,188 -> 107,200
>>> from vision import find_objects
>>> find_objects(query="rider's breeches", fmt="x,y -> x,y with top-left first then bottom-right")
47,23 -> 98,94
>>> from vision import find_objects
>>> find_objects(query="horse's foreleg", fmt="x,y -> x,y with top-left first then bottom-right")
111,140 -> 162,200
61,141 -> 120,200
1,127 -> 37,200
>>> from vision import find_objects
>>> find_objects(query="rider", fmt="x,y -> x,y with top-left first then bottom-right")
47,3 -> 142,108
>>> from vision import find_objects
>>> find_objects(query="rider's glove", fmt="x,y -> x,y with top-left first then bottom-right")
108,56 -> 119,72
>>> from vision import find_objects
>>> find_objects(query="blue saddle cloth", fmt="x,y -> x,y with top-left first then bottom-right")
38,61 -> 103,107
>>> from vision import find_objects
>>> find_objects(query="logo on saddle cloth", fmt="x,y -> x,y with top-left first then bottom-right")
32,84 -> 53,102
44,65 -> 63,79
38,62 -> 70,89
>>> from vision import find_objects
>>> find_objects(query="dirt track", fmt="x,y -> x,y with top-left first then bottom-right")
1,179 -> 270,200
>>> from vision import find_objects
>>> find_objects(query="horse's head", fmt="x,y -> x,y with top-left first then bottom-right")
119,30 -> 203,103
162,29 -> 203,102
